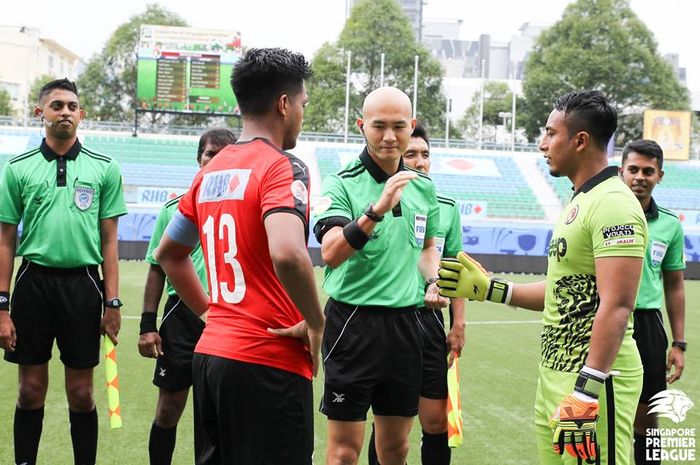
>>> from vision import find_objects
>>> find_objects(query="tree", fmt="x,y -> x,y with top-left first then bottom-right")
305,0 -> 452,138
458,81 -> 517,142
0,89 -> 12,116
78,4 -> 187,122
26,74 -> 58,116
520,0 -> 690,144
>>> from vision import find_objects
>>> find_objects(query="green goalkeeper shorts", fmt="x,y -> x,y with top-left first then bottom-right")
534,364 -> 642,465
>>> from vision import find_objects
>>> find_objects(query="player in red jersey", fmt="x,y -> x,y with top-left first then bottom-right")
155,48 -> 325,465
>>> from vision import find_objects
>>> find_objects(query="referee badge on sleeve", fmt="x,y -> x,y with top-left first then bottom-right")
74,186 -> 95,211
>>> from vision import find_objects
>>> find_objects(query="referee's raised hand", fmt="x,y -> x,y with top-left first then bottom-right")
373,171 -> 418,215
0,311 -> 16,352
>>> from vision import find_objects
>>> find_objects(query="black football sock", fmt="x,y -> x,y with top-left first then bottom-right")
149,422 -> 178,465
69,408 -> 98,465
421,430 -> 450,465
14,406 -> 44,465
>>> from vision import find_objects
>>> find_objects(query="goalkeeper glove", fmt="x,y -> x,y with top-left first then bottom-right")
437,251 -> 512,303
548,366 -> 606,462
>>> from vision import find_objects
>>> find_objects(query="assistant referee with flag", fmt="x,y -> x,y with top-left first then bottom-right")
0,78 -> 127,465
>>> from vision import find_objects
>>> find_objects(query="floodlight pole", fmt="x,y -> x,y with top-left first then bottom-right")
412,55 -> 419,119
380,53 -> 385,87
478,59 -> 485,150
343,51 -> 352,144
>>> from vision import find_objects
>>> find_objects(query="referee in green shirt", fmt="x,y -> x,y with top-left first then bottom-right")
618,139 -> 686,465
137,128 -> 236,465
0,78 -> 127,465
314,87 -> 446,465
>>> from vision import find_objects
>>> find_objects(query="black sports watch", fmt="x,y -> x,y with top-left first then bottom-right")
364,204 -> 385,222
672,341 -> 687,352
104,298 -> 123,309
424,277 -> 439,292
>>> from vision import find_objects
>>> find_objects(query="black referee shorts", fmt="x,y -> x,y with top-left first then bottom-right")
153,295 -> 205,392
320,298 -> 423,421
418,307 -> 448,399
192,354 -> 313,465
4,259 -> 103,369
633,309 -> 668,404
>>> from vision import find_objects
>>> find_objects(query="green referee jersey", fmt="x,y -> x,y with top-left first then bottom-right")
413,193 -> 463,306
635,197 -> 685,310
542,166 -> 647,375
0,139 -> 127,268
145,195 -> 208,296
316,148 -> 440,307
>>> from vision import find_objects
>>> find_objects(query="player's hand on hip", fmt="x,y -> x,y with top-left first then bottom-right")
0,312 -> 16,352
549,394 -> 599,461
438,251 -> 490,300
101,307 -> 121,345
667,347 -> 685,383
138,332 -> 163,359
373,171 -> 417,215
268,321 -> 324,376
424,282 -> 449,309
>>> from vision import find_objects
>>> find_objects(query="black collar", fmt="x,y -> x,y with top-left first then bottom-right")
40,138 -> 81,162
360,147 -> 405,183
645,197 -> 659,220
572,166 -> 618,199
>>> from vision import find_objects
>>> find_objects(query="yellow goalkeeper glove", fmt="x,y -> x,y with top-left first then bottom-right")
549,367 -> 606,462
437,251 -> 512,303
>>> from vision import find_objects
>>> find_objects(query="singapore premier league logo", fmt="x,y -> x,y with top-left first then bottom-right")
649,389 -> 694,423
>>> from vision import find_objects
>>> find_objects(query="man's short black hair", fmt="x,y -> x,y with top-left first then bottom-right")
622,139 -> 664,169
553,90 -> 617,151
197,128 -> 238,161
39,78 -> 78,103
230,48 -> 312,116
411,124 -> 430,147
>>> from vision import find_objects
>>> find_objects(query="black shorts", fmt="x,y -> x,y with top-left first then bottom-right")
320,298 -> 423,421
153,295 -> 205,392
633,310 -> 668,404
418,307 -> 448,399
192,354 -> 313,465
4,260 -> 103,369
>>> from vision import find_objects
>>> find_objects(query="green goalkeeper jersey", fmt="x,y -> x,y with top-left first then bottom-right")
542,166 -> 647,375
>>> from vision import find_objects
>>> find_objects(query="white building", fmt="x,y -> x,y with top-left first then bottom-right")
0,25 -> 81,117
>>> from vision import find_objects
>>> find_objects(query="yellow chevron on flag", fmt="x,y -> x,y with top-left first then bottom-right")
446,352 -> 463,448
103,337 -> 122,429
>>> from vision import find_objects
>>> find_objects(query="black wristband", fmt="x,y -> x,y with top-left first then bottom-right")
364,203 -> 384,222
139,312 -> 158,335
343,219 -> 370,250
672,341 -> 687,352
0,291 -> 9,311
574,369 -> 605,400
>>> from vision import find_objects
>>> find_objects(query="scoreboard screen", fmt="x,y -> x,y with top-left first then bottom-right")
136,25 -> 242,114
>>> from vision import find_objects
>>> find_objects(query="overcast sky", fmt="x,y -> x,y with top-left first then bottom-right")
4,0 -> 698,92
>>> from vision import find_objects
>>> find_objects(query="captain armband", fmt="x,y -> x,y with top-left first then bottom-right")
342,219 -> 370,250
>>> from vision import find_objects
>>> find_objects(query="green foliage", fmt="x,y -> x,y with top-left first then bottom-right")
0,89 -> 13,116
458,81 -> 516,141
78,4 -> 187,122
521,0 -> 690,143
26,73 -> 58,119
306,0 -> 448,138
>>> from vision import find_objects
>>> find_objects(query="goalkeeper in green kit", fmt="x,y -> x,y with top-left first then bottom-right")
439,90 -> 647,465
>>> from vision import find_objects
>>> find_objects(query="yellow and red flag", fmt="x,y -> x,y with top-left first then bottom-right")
446,352 -> 463,447
103,337 -> 122,429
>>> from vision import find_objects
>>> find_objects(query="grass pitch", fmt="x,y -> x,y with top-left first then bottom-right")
0,261 -> 698,464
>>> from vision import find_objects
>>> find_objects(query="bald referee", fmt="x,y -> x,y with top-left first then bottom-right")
0,78 -> 127,465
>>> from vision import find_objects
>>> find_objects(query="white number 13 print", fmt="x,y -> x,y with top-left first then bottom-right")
202,214 -> 246,304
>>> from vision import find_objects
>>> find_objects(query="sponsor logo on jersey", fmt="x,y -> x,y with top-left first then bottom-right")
602,224 -> 636,247
74,186 -> 95,211
198,169 -> 251,203
548,237 -> 567,262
